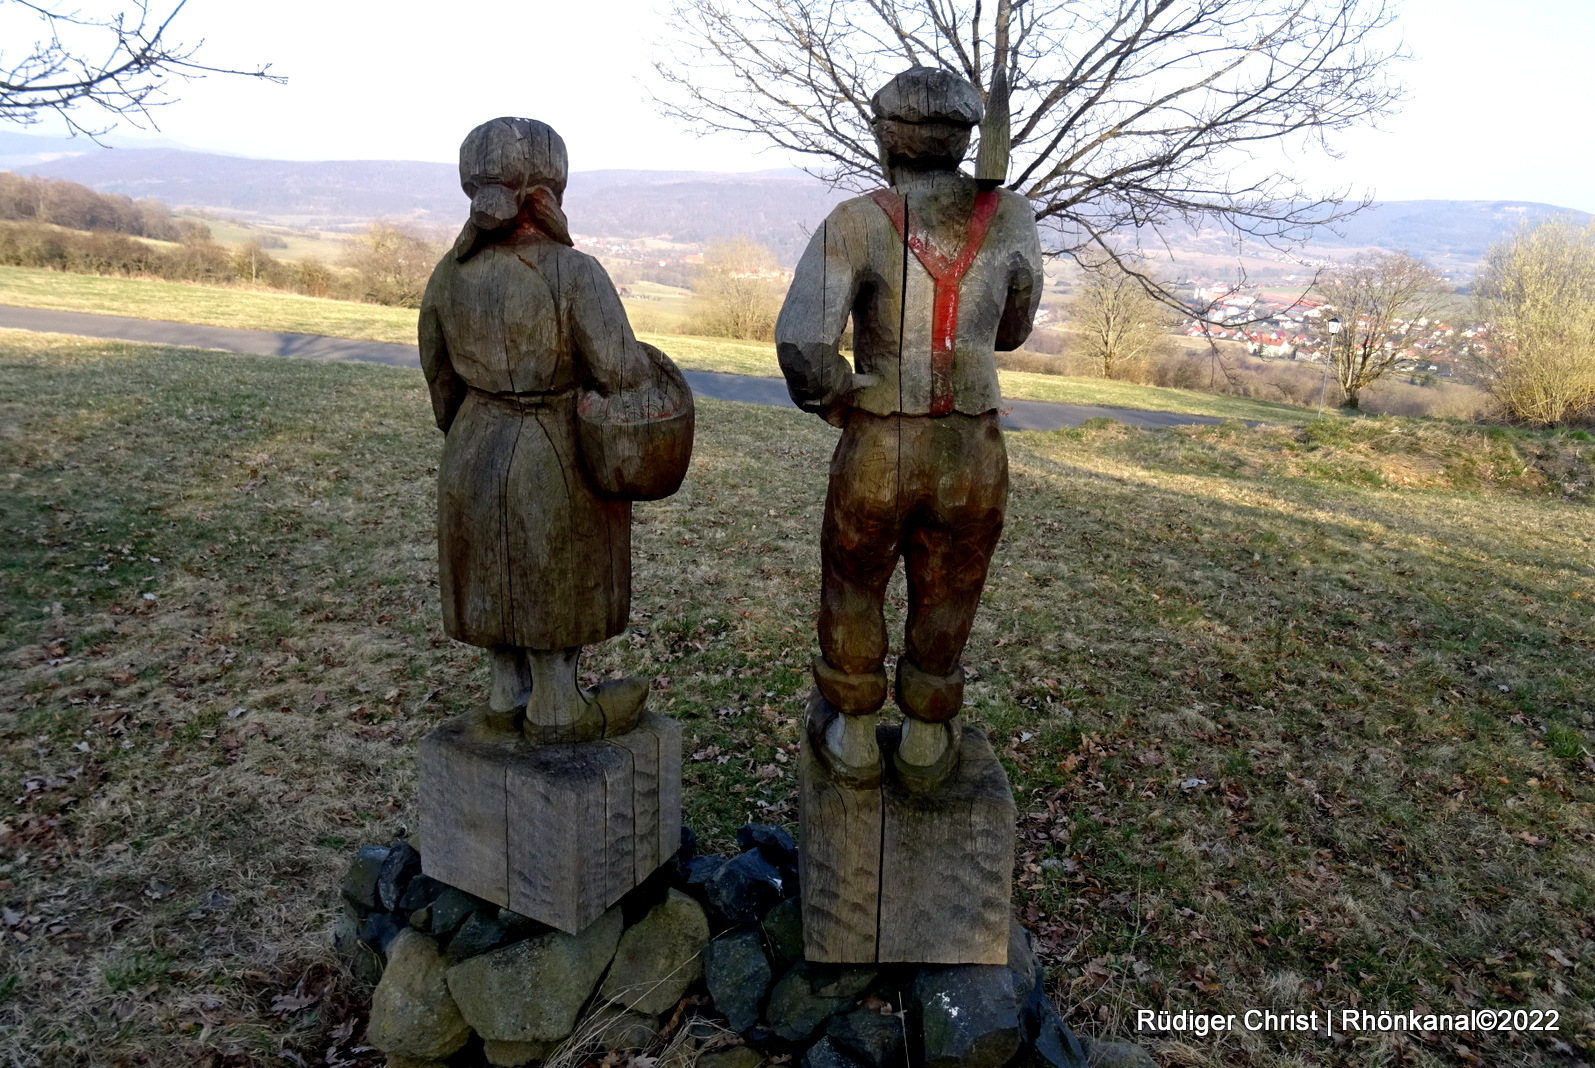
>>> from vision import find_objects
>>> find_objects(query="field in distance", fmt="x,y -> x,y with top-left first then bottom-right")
0,265 -> 1320,425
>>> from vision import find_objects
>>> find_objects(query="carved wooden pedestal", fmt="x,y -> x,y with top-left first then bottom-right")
419,709 -> 681,934
799,722 -> 1016,965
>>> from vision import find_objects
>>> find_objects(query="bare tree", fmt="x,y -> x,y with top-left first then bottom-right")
345,222 -> 442,309
1474,216 -> 1595,427
1,1 -> 281,136
653,0 -> 1404,290
1066,259 -> 1171,379
689,236 -> 786,340
1315,250 -> 1445,409
230,236 -> 264,285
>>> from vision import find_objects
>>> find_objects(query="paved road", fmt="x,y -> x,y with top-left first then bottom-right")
0,303 -> 1236,432
0,303 -> 421,367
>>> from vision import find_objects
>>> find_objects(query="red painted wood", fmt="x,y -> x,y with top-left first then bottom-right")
869,189 -> 999,415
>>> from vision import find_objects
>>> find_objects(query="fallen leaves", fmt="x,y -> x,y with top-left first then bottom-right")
268,990 -> 321,1016
19,767 -> 83,797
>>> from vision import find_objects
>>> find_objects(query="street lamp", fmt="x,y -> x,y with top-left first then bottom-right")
1319,316 -> 1342,415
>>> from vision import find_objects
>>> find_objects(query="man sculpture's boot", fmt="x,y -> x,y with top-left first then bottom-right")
807,656 -> 887,788
893,659 -> 964,793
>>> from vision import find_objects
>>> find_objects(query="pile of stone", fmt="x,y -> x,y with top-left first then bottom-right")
336,827 -> 1152,1068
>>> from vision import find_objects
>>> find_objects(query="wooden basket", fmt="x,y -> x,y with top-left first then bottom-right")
577,343 -> 695,501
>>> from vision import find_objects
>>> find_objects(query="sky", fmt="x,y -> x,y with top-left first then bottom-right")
17,0 -> 1595,213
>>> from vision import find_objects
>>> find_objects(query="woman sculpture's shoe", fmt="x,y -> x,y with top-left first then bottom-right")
523,677 -> 649,745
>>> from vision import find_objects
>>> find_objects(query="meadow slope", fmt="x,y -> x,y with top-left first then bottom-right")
0,334 -> 1591,1067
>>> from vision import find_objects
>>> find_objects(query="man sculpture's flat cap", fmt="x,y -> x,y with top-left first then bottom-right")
870,66 -> 984,126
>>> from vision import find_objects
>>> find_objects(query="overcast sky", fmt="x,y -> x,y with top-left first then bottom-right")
23,0 -> 1595,213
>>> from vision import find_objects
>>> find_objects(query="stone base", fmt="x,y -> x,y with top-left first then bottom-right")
337,825 -> 1149,1068
419,709 -> 681,934
799,722 -> 1016,965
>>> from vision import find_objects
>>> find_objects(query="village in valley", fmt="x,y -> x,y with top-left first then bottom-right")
1176,283 -> 1486,378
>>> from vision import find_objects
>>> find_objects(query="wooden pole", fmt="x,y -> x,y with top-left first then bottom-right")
975,0 -> 1013,188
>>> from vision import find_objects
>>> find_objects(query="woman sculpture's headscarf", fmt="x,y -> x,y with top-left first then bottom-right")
454,116 -> 573,261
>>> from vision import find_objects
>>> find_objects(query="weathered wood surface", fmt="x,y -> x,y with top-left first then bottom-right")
775,68 -> 1041,424
576,342 -> 695,502
799,731 -> 883,961
608,716 -> 681,883
877,723 -> 1015,964
418,709 -> 519,907
800,721 -> 1014,964
777,68 -> 1046,802
420,116 -> 692,743
423,212 -> 644,653
420,710 -> 681,933
506,738 -> 633,932
974,6 -> 1014,187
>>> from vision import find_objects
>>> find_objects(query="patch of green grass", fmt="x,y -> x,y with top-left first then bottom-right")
1,331 -> 1591,1065
103,952 -> 170,993
618,280 -> 694,333
638,332 -> 779,377
0,264 -> 418,344
996,368 -> 1325,424
1547,724 -> 1587,760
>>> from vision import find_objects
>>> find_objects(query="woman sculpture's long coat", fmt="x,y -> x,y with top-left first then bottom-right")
419,233 -> 654,651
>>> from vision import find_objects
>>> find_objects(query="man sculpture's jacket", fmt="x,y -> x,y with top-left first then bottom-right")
775,182 -> 1043,420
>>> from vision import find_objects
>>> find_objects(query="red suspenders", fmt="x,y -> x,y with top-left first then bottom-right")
869,188 -> 1000,415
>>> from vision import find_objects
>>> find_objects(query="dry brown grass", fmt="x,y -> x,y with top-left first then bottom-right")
1002,341 -> 1494,426
1,332 -> 1591,1067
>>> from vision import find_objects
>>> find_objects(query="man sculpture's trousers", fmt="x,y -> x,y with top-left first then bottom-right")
815,409 -> 1008,723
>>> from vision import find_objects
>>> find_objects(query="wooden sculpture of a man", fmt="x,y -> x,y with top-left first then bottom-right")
777,67 -> 1042,792
421,116 -> 691,745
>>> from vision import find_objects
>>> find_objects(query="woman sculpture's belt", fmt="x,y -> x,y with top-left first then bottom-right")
467,384 -> 577,412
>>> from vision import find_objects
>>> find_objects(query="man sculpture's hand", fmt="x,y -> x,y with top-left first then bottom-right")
813,373 -> 879,428
778,340 -> 872,427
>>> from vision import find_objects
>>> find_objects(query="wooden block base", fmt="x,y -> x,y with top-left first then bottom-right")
419,709 -> 681,934
799,722 -> 1015,964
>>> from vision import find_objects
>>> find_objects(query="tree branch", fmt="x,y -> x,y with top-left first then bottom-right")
1,0 -> 283,139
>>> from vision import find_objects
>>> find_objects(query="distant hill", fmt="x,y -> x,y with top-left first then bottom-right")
1138,199 -> 1592,282
1320,200 -> 1585,273
17,146 -> 463,229
555,170 -> 842,263
10,135 -> 843,263
8,132 -> 1588,273
0,129 -> 195,170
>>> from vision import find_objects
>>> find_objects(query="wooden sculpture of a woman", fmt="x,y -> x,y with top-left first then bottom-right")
420,116 -> 692,745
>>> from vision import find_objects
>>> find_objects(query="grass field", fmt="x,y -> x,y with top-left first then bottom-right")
187,216 -> 351,264
0,265 -> 1323,424
996,370 -> 1321,424
1,332 -> 1590,1067
0,265 -> 419,345
617,279 -> 694,334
